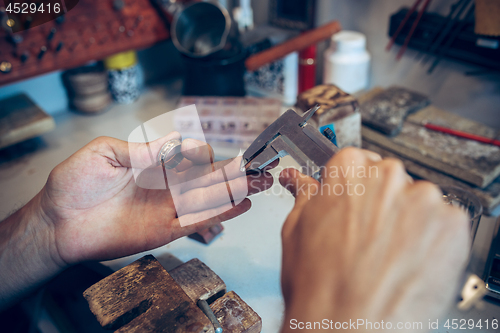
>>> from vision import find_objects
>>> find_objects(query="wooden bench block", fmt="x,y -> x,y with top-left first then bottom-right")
358,86 -> 430,136
0,94 -> 55,149
83,255 -> 212,332
170,258 -> 226,304
210,291 -> 262,333
115,300 -> 211,333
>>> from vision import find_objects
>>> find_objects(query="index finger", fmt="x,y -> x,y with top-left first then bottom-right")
181,139 -> 215,165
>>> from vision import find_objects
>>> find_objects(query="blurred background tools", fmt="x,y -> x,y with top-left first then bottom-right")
413,122 -> 500,147
62,51 -> 142,114
386,0 -> 433,60
0,0 -> 173,87
359,86 -> 500,215
425,0 -> 475,73
0,0 -> 343,106
152,0 -> 340,97
484,217 -> 500,300
177,17 -> 340,95
0,93 -> 55,149
170,1 -> 240,59
387,0 -> 500,73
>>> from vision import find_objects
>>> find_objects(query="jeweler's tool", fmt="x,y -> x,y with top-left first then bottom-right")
241,105 -> 339,180
422,0 -> 471,65
197,299 -> 223,333
386,0 -> 424,52
395,0 -> 432,61
417,122 -> 500,147
427,0 -> 475,73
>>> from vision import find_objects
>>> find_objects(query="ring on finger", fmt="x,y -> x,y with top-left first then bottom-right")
158,139 -> 184,169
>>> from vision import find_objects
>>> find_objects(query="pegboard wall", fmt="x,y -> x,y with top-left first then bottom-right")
0,0 -> 175,86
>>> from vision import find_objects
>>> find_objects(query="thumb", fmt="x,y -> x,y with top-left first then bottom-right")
279,168 -> 320,238
279,168 -> 319,204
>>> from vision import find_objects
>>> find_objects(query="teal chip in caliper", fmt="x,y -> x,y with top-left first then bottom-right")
319,123 -> 338,147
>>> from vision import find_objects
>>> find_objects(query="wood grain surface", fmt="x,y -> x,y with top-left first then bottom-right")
362,106 -> 500,188
83,255 -> 212,332
358,86 -> 430,136
0,94 -> 55,149
211,291 -> 262,333
170,258 -> 226,304
362,140 -> 500,215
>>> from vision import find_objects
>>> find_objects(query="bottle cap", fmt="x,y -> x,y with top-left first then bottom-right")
332,31 -> 366,53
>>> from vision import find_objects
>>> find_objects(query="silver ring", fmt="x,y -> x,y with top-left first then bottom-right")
157,139 -> 183,169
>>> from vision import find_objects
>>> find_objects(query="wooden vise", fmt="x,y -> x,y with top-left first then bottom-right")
83,255 -> 261,333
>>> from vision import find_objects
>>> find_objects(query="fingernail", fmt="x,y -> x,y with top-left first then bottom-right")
246,169 -> 261,176
279,169 -> 289,186
366,154 -> 382,162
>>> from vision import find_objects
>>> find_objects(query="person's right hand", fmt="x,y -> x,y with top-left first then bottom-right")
278,148 -> 470,332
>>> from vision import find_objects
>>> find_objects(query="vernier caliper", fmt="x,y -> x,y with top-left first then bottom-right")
241,105 -> 340,179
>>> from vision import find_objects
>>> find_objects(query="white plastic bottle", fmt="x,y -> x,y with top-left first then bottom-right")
323,31 -> 371,94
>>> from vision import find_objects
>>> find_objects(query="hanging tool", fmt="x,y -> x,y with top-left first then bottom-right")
241,105 -> 339,180
416,122 -> 500,147
386,0 -> 432,59
395,0 -> 433,60
415,0 -> 467,60
427,1 -> 475,73
198,300 -> 223,333
422,0 -> 472,64
386,0 -> 424,51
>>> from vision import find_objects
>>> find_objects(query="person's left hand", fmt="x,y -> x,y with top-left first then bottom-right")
39,132 -> 274,265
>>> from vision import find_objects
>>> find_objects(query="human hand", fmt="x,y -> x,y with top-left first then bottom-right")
39,132 -> 274,265
279,148 -> 470,332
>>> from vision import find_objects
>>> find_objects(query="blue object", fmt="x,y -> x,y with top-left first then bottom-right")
319,123 -> 338,146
